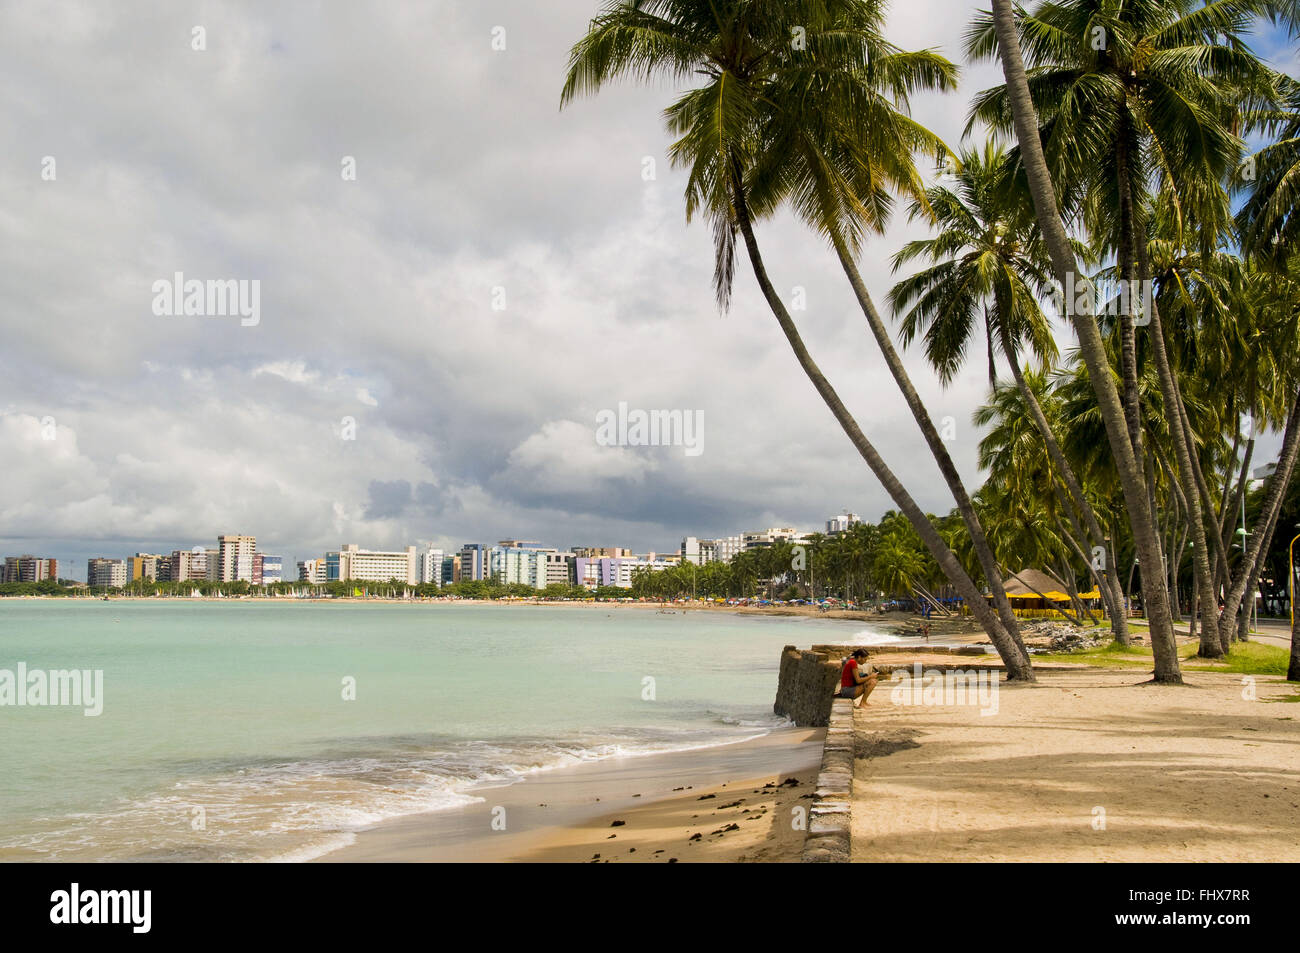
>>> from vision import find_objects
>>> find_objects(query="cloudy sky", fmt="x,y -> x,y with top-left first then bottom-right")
2,2 -> 1293,579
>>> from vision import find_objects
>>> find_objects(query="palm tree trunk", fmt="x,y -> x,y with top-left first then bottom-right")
832,236 -> 1029,660
1153,436 -> 1220,656
988,0 -> 1180,681
727,162 -> 1034,680
1174,393 -> 1234,605
1132,236 -> 1233,656
1115,143 -> 1145,460
1290,588 -> 1300,682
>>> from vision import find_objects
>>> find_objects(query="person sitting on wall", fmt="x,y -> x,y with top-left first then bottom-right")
838,649 -> 878,707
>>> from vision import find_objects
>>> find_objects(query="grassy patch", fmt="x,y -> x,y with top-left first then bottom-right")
1033,638 -> 1289,676
1180,640 -> 1289,676
1033,641 -> 1154,668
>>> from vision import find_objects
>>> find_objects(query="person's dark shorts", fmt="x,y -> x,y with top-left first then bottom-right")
838,685 -> 857,698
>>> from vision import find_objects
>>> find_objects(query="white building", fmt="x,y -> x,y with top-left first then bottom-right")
704,535 -> 744,564
297,559 -> 326,584
577,555 -> 677,588
826,512 -> 860,534
544,551 -> 575,586
419,549 -> 445,586
489,545 -> 570,588
217,534 -> 257,583
743,527 -> 809,550
1249,462 -> 1278,491
331,544 -> 419,585
87,558 -> 128,589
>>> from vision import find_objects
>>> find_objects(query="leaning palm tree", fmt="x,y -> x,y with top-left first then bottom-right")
888,142 -> 1130,641
562,0 -> 1034,678
737,18 -> 1032,656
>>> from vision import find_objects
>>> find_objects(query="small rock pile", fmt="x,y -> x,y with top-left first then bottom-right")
1019,620 -> 1109,653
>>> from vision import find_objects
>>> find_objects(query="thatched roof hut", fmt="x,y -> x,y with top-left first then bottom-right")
1003,569 -> 1074,601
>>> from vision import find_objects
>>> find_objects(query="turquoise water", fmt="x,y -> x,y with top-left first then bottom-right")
0,600 -> 883,861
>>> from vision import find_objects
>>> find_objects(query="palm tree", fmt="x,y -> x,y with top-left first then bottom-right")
975,368 -> 1129,626
735,26 -> 1032,657
1237,75 -> 1300,258
562,0 -> 1034,678
972,0 -> 1283,661
873,535 -> 926,600
975,0 -> 1277,680
888,141 -> 1131,641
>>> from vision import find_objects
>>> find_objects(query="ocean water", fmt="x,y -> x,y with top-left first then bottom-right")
0,600 -> 885,862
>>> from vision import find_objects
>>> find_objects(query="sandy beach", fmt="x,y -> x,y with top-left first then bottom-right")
851,668 -> 1300,862
318,726 -> 824,863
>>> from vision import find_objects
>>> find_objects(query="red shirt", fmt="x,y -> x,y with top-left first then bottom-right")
841,658 -> 858,688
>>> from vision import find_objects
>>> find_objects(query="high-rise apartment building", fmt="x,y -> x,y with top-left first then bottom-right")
700,536 -> 744,564
87,558 -> 127,589
169,549 -> 207,582
419,549 -> 449,586
458,544 -> 488,582
252,554 -> 282,586
324,544 -> 419,585
2,555 -> 58,583
127,553 -> 166,582
297,559 -> 326,584
217,535 -> 257,583
575,555 -> 674,589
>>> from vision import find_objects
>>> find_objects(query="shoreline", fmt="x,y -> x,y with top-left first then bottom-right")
314,726 -> 825,863
2,594 -> 987,641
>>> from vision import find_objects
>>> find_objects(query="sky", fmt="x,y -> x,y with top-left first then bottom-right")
1,1 -> 1293,580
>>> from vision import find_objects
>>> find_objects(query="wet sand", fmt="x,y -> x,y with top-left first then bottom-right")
317,726 -> 824,862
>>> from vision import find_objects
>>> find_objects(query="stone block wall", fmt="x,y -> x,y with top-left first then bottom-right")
773,645 -> 842,727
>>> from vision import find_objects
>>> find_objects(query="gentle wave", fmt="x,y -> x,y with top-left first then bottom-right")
0,722 -> 777,862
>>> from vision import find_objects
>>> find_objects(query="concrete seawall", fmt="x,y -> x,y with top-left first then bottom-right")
775,643 -> 991,728
774,646 -> 842,727
800,697 -> 854,862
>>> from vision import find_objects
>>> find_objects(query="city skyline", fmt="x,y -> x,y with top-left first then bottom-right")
6,512 -> 865,584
